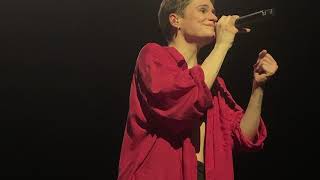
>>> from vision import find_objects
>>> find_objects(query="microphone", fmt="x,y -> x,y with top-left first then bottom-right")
235,8 -> 275,29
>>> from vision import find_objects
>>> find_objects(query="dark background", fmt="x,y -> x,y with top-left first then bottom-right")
0,0 -> 318,179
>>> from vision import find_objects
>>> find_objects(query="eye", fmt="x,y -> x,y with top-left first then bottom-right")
199,8 -> 207,13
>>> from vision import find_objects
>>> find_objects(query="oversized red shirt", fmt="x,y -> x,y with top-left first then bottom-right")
118,43 -> 267,180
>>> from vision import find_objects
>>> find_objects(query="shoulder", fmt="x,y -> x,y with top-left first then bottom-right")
216,76 -> 227,88
215,76 -> 232,96
138,43 -> 166,57
137,43 -> 172,66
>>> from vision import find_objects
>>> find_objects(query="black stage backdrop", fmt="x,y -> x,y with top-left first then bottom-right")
0,0 -> 318,179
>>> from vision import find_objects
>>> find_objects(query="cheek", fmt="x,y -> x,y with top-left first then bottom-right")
184,18 -> 203,32
184,24 -> 200,35
198,16 -> 207,23
181,14 -> 208,35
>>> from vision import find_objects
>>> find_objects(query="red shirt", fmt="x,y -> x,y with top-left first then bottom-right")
118,43 -> 267,180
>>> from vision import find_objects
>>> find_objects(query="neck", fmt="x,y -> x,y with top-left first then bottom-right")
168,37 -> 200,69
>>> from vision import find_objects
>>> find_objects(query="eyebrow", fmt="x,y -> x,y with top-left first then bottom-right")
197,4 -> 215,13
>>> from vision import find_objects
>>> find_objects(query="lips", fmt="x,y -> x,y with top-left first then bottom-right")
204,24 -> 215,27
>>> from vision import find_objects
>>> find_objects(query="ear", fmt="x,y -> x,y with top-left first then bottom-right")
169,13 -> 181,29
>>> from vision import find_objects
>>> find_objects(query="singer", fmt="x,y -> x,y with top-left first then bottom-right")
118,0 -> 278,180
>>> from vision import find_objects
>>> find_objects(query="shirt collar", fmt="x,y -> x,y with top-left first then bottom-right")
164,46 -> 188,69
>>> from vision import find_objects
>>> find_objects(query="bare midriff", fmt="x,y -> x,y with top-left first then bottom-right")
191,120 -> 206,163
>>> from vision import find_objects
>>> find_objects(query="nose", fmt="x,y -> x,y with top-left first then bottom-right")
209,12 -> 218,22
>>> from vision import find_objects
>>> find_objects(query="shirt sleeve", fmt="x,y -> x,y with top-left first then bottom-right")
216,77 -> 267,151
135,44 -> 213,135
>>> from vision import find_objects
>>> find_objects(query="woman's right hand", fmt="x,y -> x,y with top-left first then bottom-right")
214,15 -> 239,49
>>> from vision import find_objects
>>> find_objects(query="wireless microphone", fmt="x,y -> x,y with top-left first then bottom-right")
235,8 -> 275,29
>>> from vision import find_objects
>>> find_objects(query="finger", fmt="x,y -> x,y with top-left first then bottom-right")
253,59 -> 261,68
254,56 -> 264,67
238,27 -> 251,33
254,60 -> 264,71
219,15 -> 226,22
253,61 -> 260,68
225,15 -> 232,25
256,62 -> 264,72
230,15 -> 240,33
265,53 -> 273,59
262,55 -> 278,68
257,50 -> 276,61
255,59 -> 271,71
258,50 -> 268,59
254,50 -> 268,67
262,57 -> 276,66
256,64 -> 271,75
259,56 -> 274,64
217,15 -> 226,25
230,15 -> 239,25
254,54 -> 278,74
265,54 -> 277,64
243,28 -> 251,32
260,61 -> 278,74
254,65 -> 264,74
260,66 -> 275,76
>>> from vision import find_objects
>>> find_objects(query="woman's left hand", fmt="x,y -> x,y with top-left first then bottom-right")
253,49 -> 278,86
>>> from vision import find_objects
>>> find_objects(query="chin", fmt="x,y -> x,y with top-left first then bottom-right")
203,31 -> 215,40
198,34 -> 215,47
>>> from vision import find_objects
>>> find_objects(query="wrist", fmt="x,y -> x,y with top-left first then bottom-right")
213,43 -> 231,51
252,80 -> 265,91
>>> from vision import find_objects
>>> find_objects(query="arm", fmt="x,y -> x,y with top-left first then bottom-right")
239,83 -> 264,141
201,45 -> 230,89
136,43 -> 213,134
201,15 -> 240,89
215,77 -> 266,151
240,49 -> 278,141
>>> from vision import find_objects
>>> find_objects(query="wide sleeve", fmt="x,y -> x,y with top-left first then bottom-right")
135,44 -> 213,135
216,77 -> 267,151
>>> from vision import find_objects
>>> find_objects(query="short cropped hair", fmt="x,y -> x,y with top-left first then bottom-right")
158,0 -> 214,42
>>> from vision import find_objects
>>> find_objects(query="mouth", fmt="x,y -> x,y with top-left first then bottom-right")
204,24 -> 215,28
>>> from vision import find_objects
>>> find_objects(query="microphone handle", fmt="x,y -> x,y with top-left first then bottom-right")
235,8 -> 275,29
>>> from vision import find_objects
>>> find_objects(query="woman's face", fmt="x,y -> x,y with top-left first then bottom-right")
179,0 -> 217,45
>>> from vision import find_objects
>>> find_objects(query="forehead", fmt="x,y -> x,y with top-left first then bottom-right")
188,0 -> 214,8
